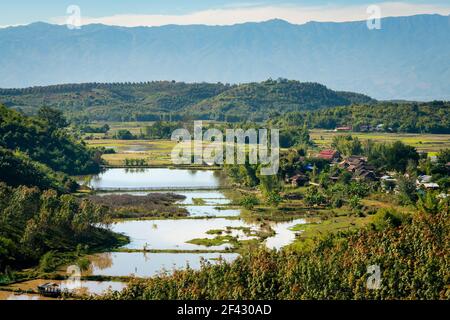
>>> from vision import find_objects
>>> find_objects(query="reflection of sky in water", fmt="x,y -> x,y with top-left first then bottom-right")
8,279 -> 126,296
88,252 -> 239,277
112,219 -> 257,250
88,168 -> 221,190
184,206 -> 240,217
174,191 -> 230,205
3,293 -> 43,300
265,219 -> 307,250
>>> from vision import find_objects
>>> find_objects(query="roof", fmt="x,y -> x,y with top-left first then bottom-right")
317,149 -> 339,160
417,175 -> 432,183
423,183 -> 439,188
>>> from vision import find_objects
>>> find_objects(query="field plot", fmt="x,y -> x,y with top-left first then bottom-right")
86,139 -> 176,166
310,129 -> 450,154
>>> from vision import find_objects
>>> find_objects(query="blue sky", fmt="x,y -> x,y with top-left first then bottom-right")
1,0 -> 450,27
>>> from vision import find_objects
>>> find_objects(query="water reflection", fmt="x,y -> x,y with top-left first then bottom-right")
112,219 -> 258,250
183,206 -> 241,217
86,252 -> 239,277
7,279 -> 126,296
85,168 -> 223,190
265,219 -> 307,250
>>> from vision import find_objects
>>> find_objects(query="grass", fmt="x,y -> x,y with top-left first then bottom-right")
287,214 -> 374,251
186,235 -> 237,247
85,139 -> 176,166
310,129 -> 450,154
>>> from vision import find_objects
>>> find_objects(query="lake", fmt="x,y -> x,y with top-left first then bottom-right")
111,218 -> 257,250
86,252 -> 239,277
86,168 -> 223,190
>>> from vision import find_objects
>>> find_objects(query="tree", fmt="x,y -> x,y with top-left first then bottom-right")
240,195 -> 260,209
396,175 -> 418,205
37,106 -> 68,129
266,191 -> 282,208
417,192 -> 441,215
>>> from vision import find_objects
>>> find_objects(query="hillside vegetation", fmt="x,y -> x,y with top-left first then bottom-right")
0,80 -> 374,122
0,104 -> 101,176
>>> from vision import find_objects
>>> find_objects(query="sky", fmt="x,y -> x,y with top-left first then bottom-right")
1,0 -> 450,27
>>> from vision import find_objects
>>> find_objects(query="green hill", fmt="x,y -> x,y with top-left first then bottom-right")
0,104 -> 101,177
0,80 -> 375,122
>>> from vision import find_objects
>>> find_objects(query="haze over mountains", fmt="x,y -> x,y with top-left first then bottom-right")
0,14 -> 449,100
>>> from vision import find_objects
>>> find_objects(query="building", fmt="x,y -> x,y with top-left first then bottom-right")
335,126 -> 352,132
317,149 -> 341,162
286,173 -> 309,187
37,283 -> 61,297
339,156 -> 378,181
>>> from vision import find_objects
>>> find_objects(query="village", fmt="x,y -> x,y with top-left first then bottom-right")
285,147 -> 449,197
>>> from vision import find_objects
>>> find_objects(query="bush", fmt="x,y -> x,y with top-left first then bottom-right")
39,251 -> 59,272
239,195 -> 260,209
371,208 -> 409,231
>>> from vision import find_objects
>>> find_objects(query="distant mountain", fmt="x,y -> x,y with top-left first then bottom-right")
0,14 -> 449,100
0,80 -> 375,122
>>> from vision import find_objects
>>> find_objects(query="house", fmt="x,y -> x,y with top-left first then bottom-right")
416,175 -> 432,185
37,283 -> 61,297
339,156 -> 378,181
335,126 -> 352,132
317,149 -> 341,162
380,175 -> 397,192
422,183 -> 439,190
286,173 -> 309,187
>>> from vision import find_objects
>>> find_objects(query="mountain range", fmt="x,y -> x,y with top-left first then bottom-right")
0,14 -> 449,100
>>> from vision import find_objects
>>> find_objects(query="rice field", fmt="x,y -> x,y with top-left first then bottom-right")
310,129 -> 450,154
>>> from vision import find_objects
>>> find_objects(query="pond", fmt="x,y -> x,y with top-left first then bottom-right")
183,206 -> 241,217
85,252 -> 239,277
86,168 -> 223,190
111,218 -> 258,250
264,219 -> 307,250
0,291 -> 51,300
8,279 -> 126,296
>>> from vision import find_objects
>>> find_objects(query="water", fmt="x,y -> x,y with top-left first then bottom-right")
87,168 -> 222,190
175,191 -> 230,205
183,206 -> 240,217
0,291 -> 49,300
86,252 -> 239,277
8,279 -> 126,296
111,218 -> 257,250
265,219 -> 307,250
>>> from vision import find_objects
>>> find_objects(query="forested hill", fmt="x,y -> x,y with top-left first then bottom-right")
0,80 -> 375,122
0,104 -> 101,191
272,101 -> 450,134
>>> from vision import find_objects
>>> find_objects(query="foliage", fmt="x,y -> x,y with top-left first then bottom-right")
103,210 -> 449,300
2,80 -> 373,122
0,147 -> 76,192
0,183 -> 117,272
114,129 -> 136,140
371,208 -> 410,231
0,104 -> 101,175
239,195 -> 260,210
302,101 -> 450,133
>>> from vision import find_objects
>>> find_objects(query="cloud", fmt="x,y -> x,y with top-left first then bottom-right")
48,2 -> 450,27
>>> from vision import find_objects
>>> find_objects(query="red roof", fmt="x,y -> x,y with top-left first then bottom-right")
318,149 -> 339,160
